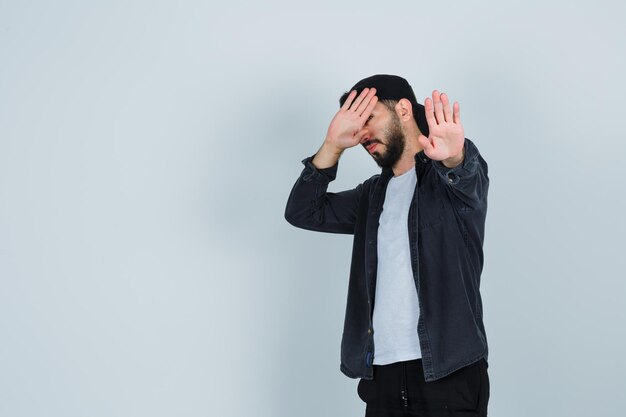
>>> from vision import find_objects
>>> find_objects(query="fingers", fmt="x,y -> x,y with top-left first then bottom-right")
341,90 -> 357,111
424,96 -> 436,128
360,94 -> 378,119
432,90 -> 445,123
440,93 -> 453,123
453,101 -> 461,124
342,88 -> 376,114
347,88 -> 369,112
425,90 -> 460,125
352,88 -> 377,115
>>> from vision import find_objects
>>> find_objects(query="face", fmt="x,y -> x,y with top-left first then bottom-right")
360,103 -> 406,169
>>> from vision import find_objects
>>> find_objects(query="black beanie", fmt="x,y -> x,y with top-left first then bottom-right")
339,74 -> 429,137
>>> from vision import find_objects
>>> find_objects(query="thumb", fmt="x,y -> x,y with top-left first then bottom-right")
418,134 -> 433,154
354,128 -> 369,144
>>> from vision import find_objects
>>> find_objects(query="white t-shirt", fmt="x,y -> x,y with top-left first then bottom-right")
372,167 -> 422,365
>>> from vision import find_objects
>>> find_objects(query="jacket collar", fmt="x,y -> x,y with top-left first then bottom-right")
380,151 -> 432,178
415,150 -> 431,165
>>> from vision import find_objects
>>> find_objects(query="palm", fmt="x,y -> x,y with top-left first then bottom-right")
417,90 -> 465,161
326,88 -> 378,150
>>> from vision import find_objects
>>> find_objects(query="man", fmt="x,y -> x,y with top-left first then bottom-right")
284,74 -> 490,416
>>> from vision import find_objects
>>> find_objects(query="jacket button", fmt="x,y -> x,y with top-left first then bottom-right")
368,328 -> 372,334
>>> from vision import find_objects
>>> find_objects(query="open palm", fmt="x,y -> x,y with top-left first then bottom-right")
417,90 -> 465,162
326,88 -> 378,151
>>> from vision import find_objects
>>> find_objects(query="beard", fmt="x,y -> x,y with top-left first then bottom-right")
366,112 -> 406,169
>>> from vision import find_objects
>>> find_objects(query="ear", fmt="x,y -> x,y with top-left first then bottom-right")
395,99 -> 413,122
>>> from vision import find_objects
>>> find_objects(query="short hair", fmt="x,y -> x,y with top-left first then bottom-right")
379,99 -> 399,115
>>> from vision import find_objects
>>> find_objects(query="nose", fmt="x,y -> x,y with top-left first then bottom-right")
359,127 -> 371,144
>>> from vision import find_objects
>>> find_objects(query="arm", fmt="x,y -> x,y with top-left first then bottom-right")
430,138 -> 489,208
418,90 -> 488,207
284,154 -> 364,234
284,88 -> 379,233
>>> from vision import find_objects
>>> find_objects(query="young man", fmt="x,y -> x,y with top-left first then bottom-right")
285,74 -> 490,416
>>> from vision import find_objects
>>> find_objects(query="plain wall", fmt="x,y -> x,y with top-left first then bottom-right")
1,1 -> 625,416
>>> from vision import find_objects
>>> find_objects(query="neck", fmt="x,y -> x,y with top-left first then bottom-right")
391,130 -> 423,177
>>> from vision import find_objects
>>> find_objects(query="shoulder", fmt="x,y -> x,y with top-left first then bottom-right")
362,173 -> 381,189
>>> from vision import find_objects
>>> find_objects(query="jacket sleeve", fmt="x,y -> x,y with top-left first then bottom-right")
284,155 -> 363,234
430,138 -> 489,209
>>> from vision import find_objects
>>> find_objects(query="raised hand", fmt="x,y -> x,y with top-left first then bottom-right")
325,88 -> 378,152
417,90 -> 465,164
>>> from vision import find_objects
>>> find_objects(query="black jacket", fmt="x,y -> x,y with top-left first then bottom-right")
284,138 -> 489,382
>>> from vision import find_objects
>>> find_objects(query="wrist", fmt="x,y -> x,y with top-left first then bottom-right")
322,137 -> 345,156
312,140 -> 344,169
442,146 -> 465,168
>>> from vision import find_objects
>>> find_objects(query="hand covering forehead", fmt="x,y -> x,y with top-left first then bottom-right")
339,74 -> 429,137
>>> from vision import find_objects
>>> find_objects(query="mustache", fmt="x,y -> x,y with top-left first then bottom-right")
363,139 -> 382,147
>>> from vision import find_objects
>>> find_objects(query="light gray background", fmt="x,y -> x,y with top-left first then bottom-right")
1,1 -> 625,416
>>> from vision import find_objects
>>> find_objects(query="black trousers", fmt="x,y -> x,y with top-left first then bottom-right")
357,358 -> 489,417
